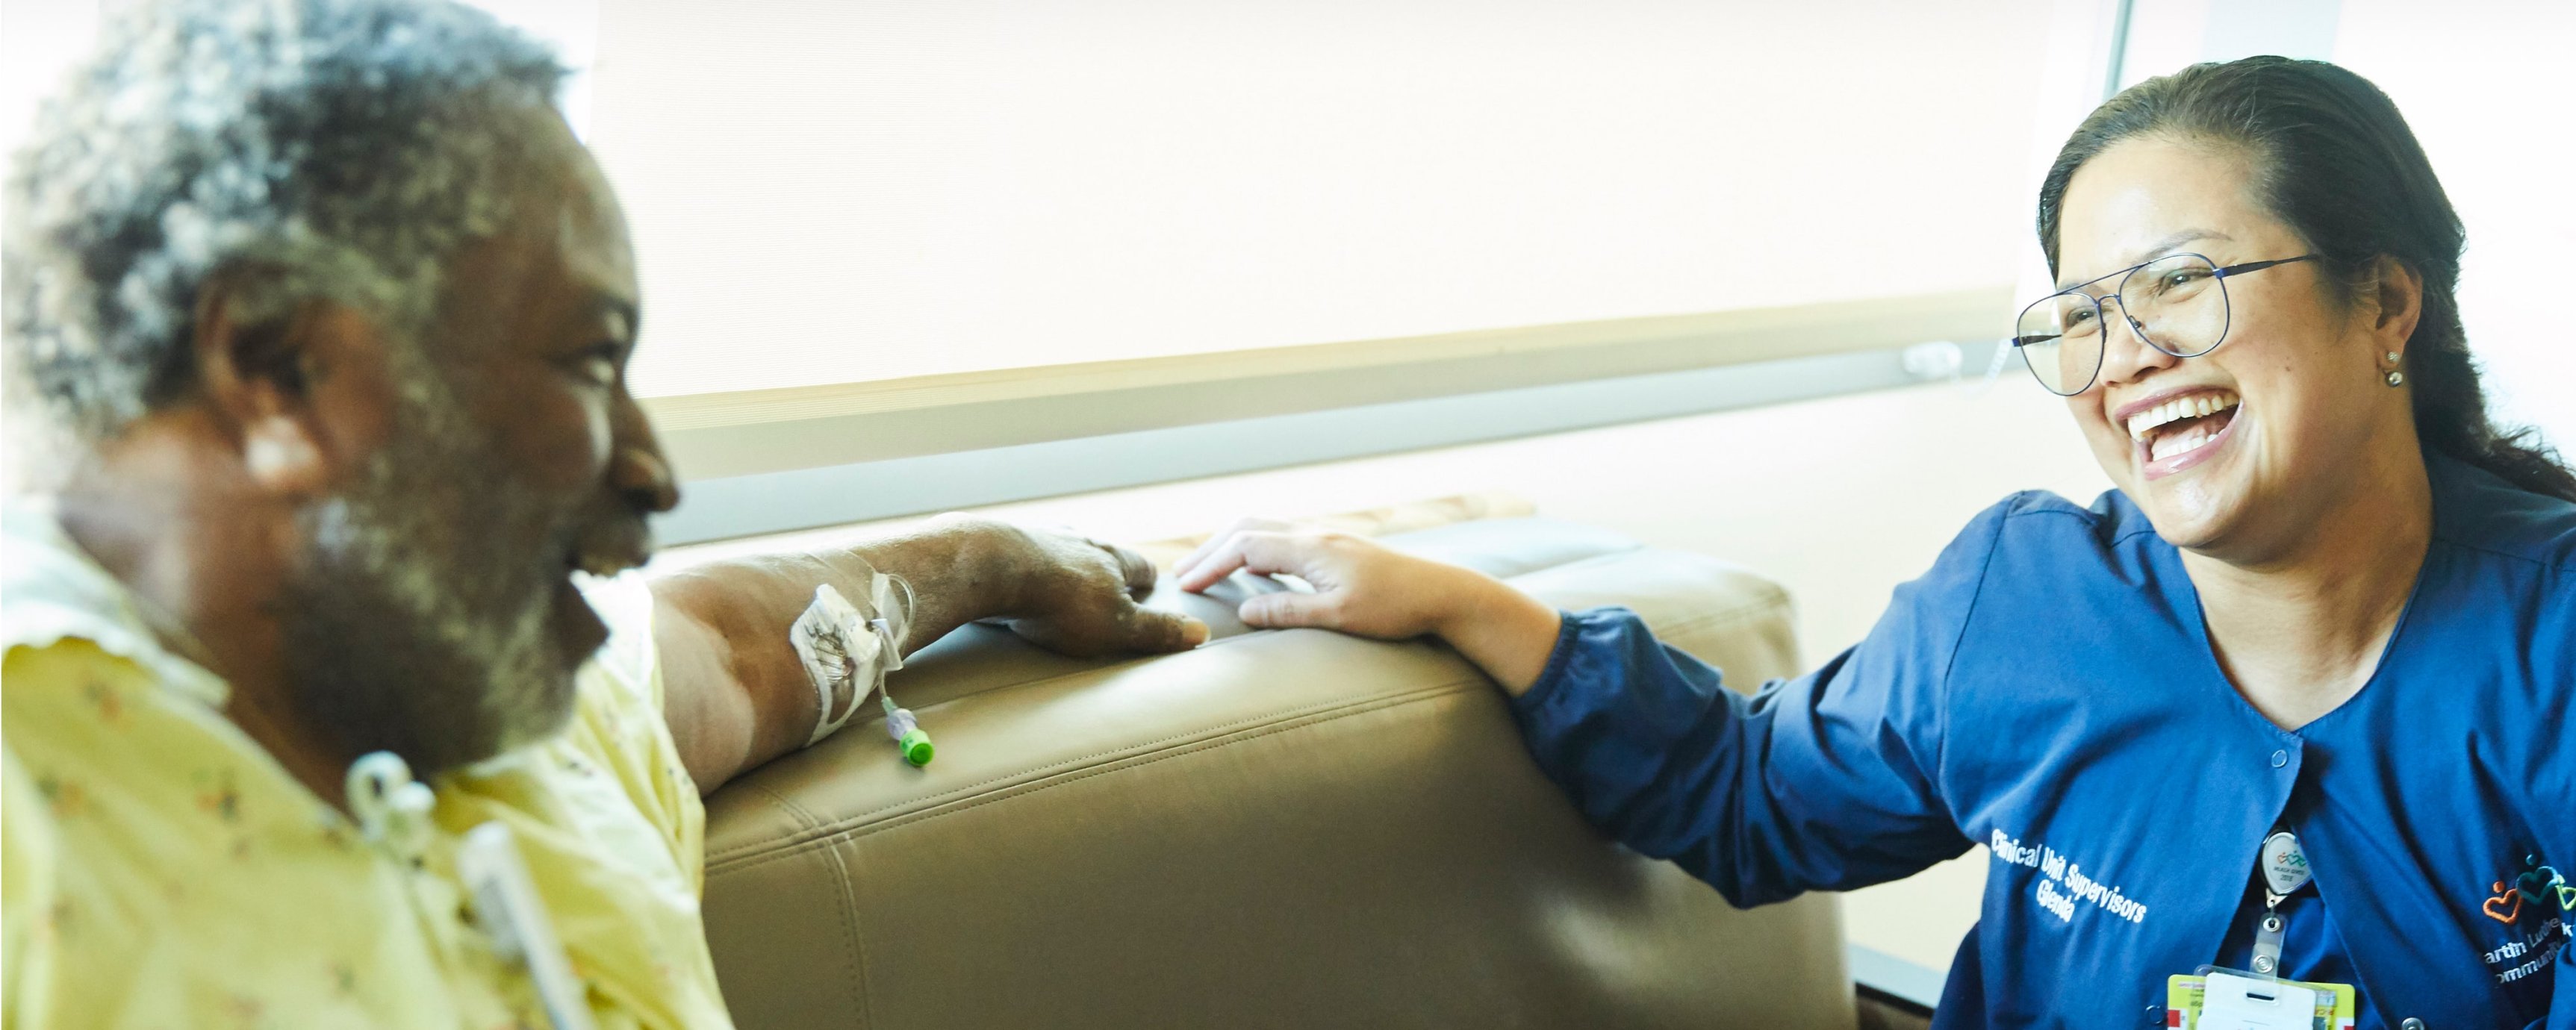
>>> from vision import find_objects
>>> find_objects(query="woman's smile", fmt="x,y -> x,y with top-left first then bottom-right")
2115,386 -> 2244,480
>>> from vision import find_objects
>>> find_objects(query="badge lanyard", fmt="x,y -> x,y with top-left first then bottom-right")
2164,828 -> 2355,1030
2250,829 -> 2312,976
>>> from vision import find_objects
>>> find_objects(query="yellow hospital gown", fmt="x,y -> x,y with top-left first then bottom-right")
1,502 -> 735,1029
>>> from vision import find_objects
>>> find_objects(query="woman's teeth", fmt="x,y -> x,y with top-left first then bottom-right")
2149,420 -> 2223,462
2124,390 -> 2240,464
2126,390 -> 2239,441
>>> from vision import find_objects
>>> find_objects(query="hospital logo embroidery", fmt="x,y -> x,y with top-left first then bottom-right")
2479,854 -> 2571,987
2483,855 -> 2572,926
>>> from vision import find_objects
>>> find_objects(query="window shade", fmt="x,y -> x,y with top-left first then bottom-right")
585,1 -> 2056,398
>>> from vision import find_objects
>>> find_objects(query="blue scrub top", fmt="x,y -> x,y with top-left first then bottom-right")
1510,455 -> 2575,1029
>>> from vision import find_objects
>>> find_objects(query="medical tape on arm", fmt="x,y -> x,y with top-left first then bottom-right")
787,570 -> 915,748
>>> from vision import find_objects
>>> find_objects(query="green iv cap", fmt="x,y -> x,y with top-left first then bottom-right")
898,728 -> 934,767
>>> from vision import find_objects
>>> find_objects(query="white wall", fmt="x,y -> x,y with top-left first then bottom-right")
0,1 -> 103,175
2332,1 -> 2576,456
585,0 -> 2059,396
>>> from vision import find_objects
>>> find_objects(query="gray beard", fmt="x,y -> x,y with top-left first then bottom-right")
277,373 -> 579,777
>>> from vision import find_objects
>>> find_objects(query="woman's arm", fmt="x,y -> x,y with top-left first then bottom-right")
1176,514 -> 2000,905
1172,524 -> 1562,692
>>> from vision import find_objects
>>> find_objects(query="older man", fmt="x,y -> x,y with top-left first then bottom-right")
0,1 -> 1205,1026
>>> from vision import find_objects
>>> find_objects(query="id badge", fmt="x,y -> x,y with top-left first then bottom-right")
2165,967 -> 2355,1030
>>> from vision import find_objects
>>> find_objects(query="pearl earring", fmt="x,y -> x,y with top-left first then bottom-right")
2386,370 -> 2406,387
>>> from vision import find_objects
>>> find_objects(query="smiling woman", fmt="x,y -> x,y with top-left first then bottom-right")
1174,55 -> 2576,1029
2038,56 -> 2576,511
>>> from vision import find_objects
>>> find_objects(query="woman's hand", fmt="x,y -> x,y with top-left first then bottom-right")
1169,519 -> 1455,637
1172,518 -> 1564,693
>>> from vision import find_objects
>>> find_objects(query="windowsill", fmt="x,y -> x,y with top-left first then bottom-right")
639,286 -> 2011,482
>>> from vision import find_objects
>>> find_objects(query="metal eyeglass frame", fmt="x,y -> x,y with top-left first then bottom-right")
2012,252 -> 2317,396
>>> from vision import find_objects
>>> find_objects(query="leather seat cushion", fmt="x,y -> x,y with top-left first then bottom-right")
699,517 -> 1849,1029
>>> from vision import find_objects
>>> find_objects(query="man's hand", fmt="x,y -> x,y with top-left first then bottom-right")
651,514 -> 1207,794
1172,517 -> 1561,693
969,519 -> 1210,656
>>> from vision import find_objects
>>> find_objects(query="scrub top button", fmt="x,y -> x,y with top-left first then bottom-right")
2401,1020 -> 2426,1030
2270,749 -> 2289,768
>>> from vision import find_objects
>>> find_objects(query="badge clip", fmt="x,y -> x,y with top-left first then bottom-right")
2251,830 -> 2311,976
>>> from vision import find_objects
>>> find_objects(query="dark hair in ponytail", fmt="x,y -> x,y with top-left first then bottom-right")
2036,56 -> 2576,502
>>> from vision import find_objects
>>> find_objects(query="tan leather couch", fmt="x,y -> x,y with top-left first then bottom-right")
699,517 -> 1855,1028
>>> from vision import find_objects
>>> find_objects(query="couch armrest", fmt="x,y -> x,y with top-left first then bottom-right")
700,518 -> 1847,1029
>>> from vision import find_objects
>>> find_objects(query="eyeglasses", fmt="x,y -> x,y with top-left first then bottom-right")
2012,252 -> 2315,396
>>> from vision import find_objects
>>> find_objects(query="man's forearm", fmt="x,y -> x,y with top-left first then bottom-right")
650,516 -> 1019,793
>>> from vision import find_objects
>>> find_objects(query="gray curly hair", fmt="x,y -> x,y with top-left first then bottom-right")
4,0 -> 565,449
